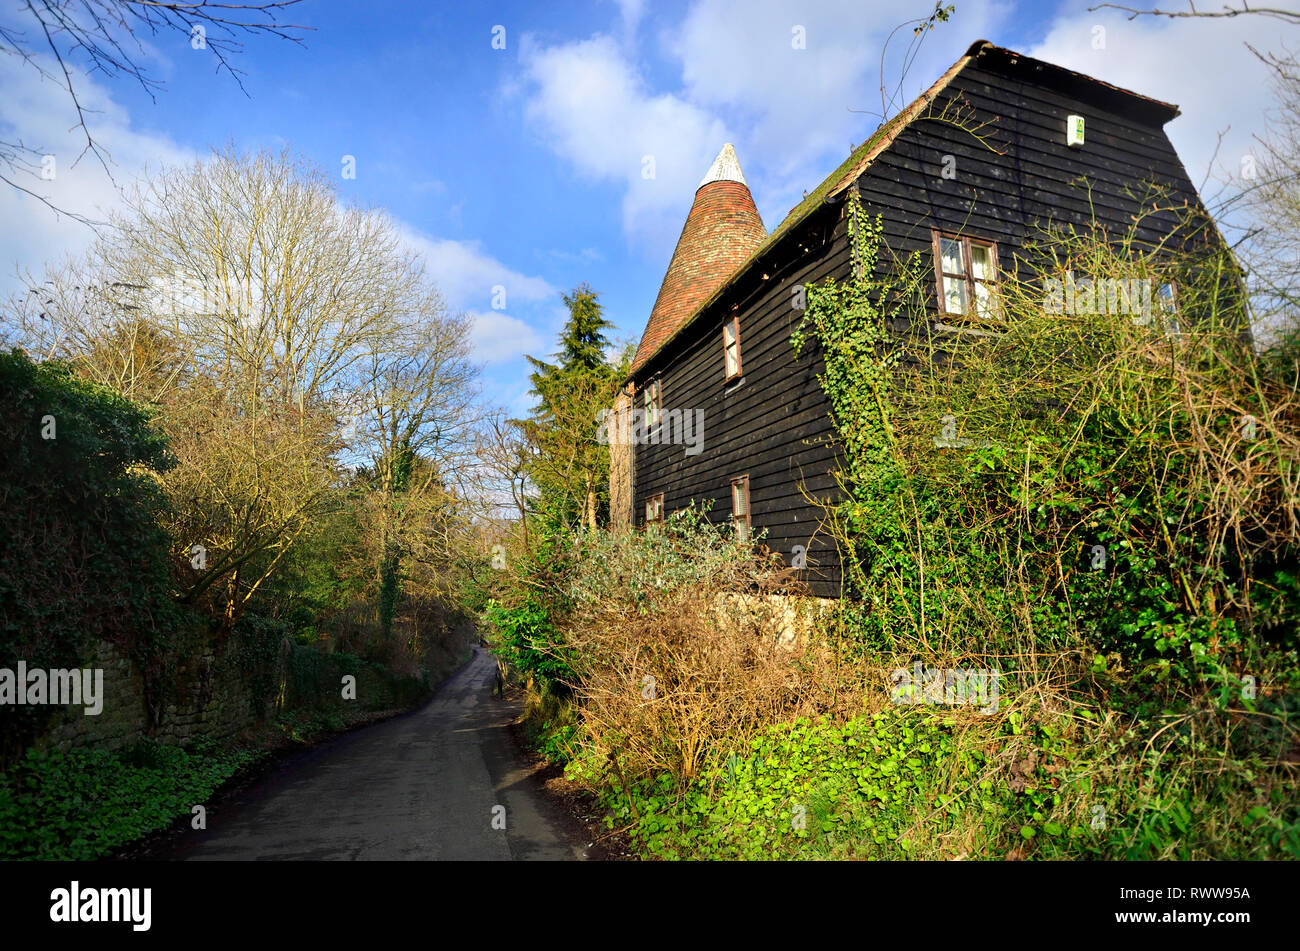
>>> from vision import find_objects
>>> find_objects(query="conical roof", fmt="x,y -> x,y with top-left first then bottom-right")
700,142 -> 748,188
631,143 -> 766,374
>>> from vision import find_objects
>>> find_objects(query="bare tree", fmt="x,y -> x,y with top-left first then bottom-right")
1223,49 -> 1300,344
4,146 -> 439,635
355,300 -> 482,637
476,412 -> 533,540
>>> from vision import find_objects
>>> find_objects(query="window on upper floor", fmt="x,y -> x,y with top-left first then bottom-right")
1155,282 -> 1181,336
643,378 -> 661,431
932,229 -> 999,319
723,316 -> 743,382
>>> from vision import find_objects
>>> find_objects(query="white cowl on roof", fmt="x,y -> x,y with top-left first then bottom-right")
699,143 -> 748,189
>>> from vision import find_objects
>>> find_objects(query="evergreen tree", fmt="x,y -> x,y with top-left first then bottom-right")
521,284 -> 627,533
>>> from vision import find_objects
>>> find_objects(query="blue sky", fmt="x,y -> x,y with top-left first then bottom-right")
0,0 -> 1288,415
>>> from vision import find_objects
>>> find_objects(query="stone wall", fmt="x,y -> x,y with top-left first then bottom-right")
710,591 -> 838,649
31,637 -> 432,757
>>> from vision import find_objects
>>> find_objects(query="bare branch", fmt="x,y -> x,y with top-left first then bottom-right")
1090,2 -> 1300,24
1,0 -> 312,221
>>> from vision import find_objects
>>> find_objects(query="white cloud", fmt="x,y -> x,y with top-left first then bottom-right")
0,54 -> 193,302
393,225 -> 559,370
467,310 -> 545,366
610,0 -> 647,39
669,0 -> 1009,212
396,225 -> 556,314
518,32 -> 731,251
517,3 -> 1010,255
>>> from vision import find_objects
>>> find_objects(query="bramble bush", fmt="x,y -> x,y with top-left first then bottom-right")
776,191 -> 1300,859
504,195 -> 1299,860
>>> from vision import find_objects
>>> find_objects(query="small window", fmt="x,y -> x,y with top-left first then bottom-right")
932,230 -> 999,318
723,317 -> 742,381
643,379 -> 661,431
1156,282 -> 1181,335
730,475 -> 750,542
645,492 -> 664,525
1130,281 -> 1181,336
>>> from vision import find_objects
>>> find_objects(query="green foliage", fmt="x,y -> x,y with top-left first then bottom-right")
793,191 -> 1298,676
0,349 -> 186,757
554,282 -> 616,373
484,597 -> 574,689
520,283 -> 628,532
227,609 -> 288,717
560,502 -> 757,616
274,707 -> 348,744
586,711 -> 959,859
264,494 -> 369,645
586,697 -> 1299,861
0,740 -> 263,860
531,721 -> 582,765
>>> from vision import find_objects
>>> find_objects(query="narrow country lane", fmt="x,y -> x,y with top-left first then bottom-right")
174,647 -> 585,861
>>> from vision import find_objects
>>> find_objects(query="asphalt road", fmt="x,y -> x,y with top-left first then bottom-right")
176,646 -> 584,861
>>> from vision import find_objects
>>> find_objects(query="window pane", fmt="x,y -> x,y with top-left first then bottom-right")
973,280 -> 993,317
725,342 -> 739,376
970,243 -> 993,281
723,322 -> 736,347
943,274 -> 968,314
940,238 -> 964,275
1157,283 -> 1177,313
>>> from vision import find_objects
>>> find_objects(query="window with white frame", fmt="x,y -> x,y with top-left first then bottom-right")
723,317 -> 742,381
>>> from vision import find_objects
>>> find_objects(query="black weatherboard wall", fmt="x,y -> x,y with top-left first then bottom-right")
629,41 -> 1208,599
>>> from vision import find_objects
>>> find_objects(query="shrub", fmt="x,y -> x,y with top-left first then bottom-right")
554,506 -> 853,784
0,350 -> 184,761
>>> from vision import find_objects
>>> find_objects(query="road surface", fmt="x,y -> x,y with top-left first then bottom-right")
176,646 -> 584,861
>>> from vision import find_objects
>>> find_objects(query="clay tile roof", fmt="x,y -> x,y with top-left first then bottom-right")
629,143 -> 767,374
